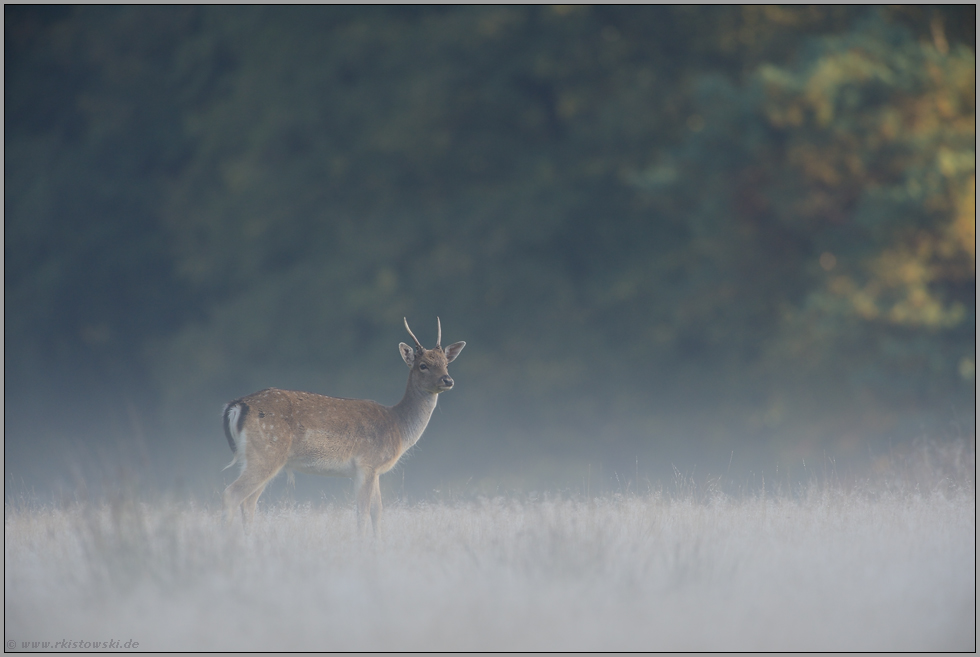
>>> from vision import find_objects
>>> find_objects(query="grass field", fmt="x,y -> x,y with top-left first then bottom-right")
5,444 -> 976,651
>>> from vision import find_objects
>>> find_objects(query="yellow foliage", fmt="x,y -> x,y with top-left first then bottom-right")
805,50 -> 893,126
760,18 -> 974,332
948,175 -> 975,260
829,239 -> 969,329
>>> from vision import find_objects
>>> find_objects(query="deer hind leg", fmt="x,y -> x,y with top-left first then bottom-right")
355,469 -> 383,535
241,482 -> 270,526
223,463 -> 281,529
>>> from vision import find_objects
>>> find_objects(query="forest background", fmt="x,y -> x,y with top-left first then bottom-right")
5,5 -> 975,499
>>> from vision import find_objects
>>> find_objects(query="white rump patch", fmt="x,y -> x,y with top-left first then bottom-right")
223,404 -> 249,472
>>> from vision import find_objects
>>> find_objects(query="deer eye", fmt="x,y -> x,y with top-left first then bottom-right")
419,363 -> 428,370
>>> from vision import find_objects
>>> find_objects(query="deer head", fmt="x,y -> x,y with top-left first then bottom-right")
399,317 -> 465,394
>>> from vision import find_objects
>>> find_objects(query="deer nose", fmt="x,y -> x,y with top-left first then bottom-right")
440,375 -> 454,389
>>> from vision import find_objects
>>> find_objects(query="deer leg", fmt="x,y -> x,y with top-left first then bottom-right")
355,469 -> 380,535
241,482 -> 270,527
369,473 -> 383,535
223,466 -> 279,529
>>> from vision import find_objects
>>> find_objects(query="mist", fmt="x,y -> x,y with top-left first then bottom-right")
4,6 -> 975,650
7,450 -> 975,651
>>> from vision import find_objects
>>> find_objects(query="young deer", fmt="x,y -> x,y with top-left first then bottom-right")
222,317 -> 465,533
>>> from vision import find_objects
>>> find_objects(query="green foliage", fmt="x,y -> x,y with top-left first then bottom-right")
4,6 -> 974,468
632,13 -> 976,447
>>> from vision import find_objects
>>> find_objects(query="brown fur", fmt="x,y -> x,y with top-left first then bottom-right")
222,318 -> 465,533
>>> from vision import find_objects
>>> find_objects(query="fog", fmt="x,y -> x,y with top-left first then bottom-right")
4,6 -> 976,650
6,448 -> 975,651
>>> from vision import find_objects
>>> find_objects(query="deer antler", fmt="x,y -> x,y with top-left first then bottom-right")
404,317 -> 423,352
436,317 -> 442,349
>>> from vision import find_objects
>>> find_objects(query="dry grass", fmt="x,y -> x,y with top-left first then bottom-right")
5,446 -> 976,651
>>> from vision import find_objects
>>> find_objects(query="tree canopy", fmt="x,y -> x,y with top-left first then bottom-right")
5,6 -> 975,489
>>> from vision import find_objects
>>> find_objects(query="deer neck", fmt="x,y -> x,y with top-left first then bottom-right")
391,378 -> 439,450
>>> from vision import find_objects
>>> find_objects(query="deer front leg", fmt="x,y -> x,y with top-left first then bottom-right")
369,473 -> 383,534
355,469 -> 382,535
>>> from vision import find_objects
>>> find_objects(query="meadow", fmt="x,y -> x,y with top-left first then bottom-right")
5,443 -> 975,652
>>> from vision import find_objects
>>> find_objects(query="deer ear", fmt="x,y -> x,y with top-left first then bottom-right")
399,342 -> 416,367
444,341 -> 465,363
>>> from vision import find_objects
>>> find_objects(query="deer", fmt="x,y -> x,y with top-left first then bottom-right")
221,317 -> 465,533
